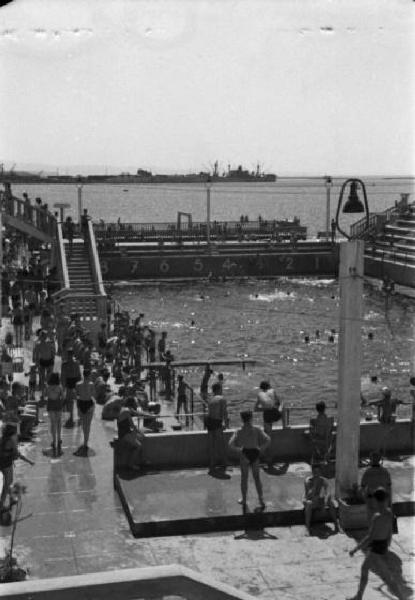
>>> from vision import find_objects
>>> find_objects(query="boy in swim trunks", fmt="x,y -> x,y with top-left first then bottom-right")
74,369 -> 95,456
61,348 -> 82,428
33,329 -> 56,400
303,463 -> 339,535
348,487 -> 404,600
229,410 -> 270,510
206,382 -> 229,473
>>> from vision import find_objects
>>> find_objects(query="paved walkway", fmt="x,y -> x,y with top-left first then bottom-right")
0,321 -> 414,599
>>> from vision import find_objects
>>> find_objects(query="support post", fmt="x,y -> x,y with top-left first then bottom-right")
0,205 -> 2,327
325,176 -> 332,241
335,239 -> 364,499
206,185 -> 211,249
77,185 -> 83,224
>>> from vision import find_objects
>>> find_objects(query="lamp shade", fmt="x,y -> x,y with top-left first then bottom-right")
343,181 -> 364,213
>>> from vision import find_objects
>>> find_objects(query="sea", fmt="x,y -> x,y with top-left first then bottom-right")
12,177 -> 415,425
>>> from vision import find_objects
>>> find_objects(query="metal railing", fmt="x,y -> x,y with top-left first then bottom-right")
94,219 -> 307,243
350,201 -> 415,240
86,218 -> 107,297
0,188 -> 57,239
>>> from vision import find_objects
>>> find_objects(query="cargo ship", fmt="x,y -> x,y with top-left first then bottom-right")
104,162 -> 277,184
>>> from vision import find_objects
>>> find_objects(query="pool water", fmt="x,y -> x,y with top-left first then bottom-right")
114,278 -> 414,425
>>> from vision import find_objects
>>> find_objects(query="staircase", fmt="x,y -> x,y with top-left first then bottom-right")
361,202 -> 415,288
65,240 -> 96,294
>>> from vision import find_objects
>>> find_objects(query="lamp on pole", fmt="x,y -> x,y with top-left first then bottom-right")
334,178 -> 369,499
205,175 -> 212,250
324,176 -> 332,241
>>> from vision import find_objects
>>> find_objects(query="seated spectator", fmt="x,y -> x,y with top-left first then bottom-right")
95,368 -> 111,405
113,360 -> 124,384
102,394 -> 124,421
0,423 -> 34,516
360,375 -> 382,407
1,346 -> 14,383
116,398 -> 145,471
360,451 -> 392,519
303,463 -> 339,535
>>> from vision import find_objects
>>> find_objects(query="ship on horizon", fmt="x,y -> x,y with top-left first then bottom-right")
113,161 -> 277,184
1,161 -> 277,184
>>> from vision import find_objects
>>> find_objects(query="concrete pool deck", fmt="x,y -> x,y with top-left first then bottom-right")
0,404 -> 414,599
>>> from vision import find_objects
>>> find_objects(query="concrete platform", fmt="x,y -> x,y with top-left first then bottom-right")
116,459 -> 415,538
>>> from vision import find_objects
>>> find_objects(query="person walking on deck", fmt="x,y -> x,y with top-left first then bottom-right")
348,487 -> 405,600
74,369 -> 95,456
33,329 -> 56,400
229,410 -> 270,510
61,347 -> 81,428
45,372 -> 65,457
205,382 -> 229,473
64,216 -> 75,255
12,302 -> 24,347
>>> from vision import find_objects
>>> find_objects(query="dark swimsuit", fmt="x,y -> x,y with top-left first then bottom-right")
65,376 -> 80,389
206,417 -> 222,431
370,539 -> 388,555
77,400 -> 94,414
242,448 -> 260,463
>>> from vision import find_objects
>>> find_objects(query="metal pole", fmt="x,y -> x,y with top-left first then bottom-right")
206,185 -> 211,249
325,176 -> 332,241
335,239 -> 364,498
0,204 -> 2,327
77,184 -> 83,224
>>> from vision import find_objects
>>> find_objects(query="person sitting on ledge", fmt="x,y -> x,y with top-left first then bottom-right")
303,463 -> 339,536
360,451 -> 392,520
116,397 -> 145,472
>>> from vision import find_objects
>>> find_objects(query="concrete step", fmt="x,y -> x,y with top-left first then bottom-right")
367,250 -> 415,264
385,225 -> 415,237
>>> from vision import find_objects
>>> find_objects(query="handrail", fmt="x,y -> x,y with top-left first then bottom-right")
55,221 -> 70,289
1,185 -> 57,238
350,200 -> 414,240
94,219 -> 307,243
87,218 -> 106,296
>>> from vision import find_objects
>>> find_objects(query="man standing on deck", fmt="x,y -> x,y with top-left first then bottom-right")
229,410 -> 270,510
205,382 -> 229,474
158,331 -> 168,361
61,347 -> 82,428
200,364 -> 213,404
33,329 -> 56,400
254,380 -> 281,469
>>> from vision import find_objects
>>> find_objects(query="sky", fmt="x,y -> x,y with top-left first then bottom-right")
0,0 -> 414,176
